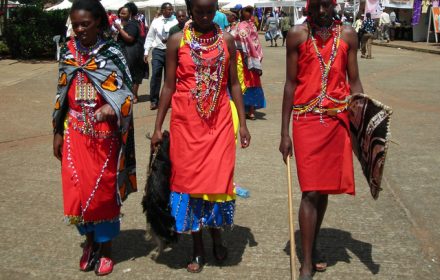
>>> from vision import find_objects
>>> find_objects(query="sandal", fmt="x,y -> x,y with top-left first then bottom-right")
312,250 -> 327,272
246,113 -> 256,120
187,256 -> 205,273
94,257 -> 114,276
213,244 -> 228,263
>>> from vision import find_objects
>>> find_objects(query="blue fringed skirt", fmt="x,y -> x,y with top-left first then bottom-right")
243,87 -> 266,110
170,192 -> 235,233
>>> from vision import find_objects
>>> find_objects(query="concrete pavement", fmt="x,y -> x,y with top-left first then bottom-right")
0,41 -> 439,279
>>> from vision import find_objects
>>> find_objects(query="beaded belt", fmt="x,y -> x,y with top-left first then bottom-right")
292,95 -> 349,117
68,109 -> 117,139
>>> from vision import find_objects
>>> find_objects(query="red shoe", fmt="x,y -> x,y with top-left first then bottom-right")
79,244 -> 96,271
95,257 -> 114,276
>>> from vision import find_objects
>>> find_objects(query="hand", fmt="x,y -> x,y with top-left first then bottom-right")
252,69 -> 263,76
114,23 -> 122,31
143,55 -> 149,64
94,104 -> 116,122
279,135 -> 293,163
239,126 -> 251,148
53,133 -> 63,161
151,130 -> 163,149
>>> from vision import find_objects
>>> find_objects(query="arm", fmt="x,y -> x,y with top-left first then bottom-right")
342,26 -> 364,94
225,33 -> 251,148
279,26 -> 303,162
150,32 -> 180,147
115,21 -> 136,44
143,19 -> 156,59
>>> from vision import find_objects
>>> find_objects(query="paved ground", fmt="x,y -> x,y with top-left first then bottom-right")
0,39 -> 439,280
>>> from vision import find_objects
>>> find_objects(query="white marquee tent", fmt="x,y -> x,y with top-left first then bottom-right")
45,0 -> 72,11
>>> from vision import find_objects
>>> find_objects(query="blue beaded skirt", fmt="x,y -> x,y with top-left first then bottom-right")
243,87 -> 266,110
169,192 -> 236,233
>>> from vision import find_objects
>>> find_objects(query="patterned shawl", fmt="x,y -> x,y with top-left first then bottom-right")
52,39 -> 137,203
236,20 -> 263,71
348,94 -> 392,200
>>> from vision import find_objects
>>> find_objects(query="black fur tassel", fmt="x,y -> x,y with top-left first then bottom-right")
141,131 -> 177,243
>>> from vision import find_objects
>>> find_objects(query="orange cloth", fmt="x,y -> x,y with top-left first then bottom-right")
292,36 -> 355,195
170,34 -> 235,195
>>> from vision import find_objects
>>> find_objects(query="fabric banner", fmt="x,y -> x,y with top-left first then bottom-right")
348,94 -> 393,200
433,7 -> 440,33
382,0 -> 414,9
365,0 -> 382,19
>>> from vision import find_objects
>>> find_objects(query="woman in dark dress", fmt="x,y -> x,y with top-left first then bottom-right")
114,3 -> 144,103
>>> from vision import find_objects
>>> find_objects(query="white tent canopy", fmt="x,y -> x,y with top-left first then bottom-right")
101,0 -> 128,10
136,0 -> 186,8
222,0 -> 263,9
45,0 -> 72,11
255,0 -> 306,8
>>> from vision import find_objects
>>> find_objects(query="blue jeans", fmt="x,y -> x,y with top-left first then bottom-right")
149,48 -> 166,105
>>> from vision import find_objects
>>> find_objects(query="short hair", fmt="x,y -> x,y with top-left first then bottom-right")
70,0 -> 109,32
175,9 -> 187,15
161,2 -> 173,10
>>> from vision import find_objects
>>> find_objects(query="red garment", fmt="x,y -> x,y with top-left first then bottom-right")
61,44 -> 121,223
169,34 -> 235,195
292,35 -> 355,195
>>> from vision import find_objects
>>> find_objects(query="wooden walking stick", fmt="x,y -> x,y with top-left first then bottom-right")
286,158 -> 297,280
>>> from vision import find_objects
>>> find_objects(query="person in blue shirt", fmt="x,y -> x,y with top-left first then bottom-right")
213,8 -> 229,30
360,12 -> 376,59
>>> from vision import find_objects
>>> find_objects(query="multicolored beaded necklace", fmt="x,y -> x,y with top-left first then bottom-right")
72,37 -> 104,135
293,23 -> 345,123
185,22 -> 226,120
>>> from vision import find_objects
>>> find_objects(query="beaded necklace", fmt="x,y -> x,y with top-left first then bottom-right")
72,37 -> 104,135
185,23 -> 226,120
293,23 -> 342,123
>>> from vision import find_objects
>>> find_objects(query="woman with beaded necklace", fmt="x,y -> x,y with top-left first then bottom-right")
151,0 -> 251,273
279,0 -> 363,278
52,0 -> 136,276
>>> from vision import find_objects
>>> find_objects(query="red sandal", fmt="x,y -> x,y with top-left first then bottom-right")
95,257 -> 114,276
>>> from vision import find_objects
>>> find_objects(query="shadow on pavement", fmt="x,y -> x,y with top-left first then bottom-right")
112,229 -> 156,263
137,94 -> 150,103
284,228 -> 380,275
151,224 -> 258,269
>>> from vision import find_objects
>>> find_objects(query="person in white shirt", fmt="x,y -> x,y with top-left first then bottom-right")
143,2 -> 178,110
379,10 -> 391,43
295,7 -> 307,25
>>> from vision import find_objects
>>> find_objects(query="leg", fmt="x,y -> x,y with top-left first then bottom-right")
312,194 -> 328,271
209,228 -> 228,262
360,34 -> 367,57
94,241 -> 114,276
384,24 -> 390,42
247,106 -> 256,120
270,38 -> 274,46
149,49 -> 164,108
367,34 -> 373,58
132,83 -> 139,103
79,230 -> 97,271
187,230 -> 206,273
298,191 -> 321,277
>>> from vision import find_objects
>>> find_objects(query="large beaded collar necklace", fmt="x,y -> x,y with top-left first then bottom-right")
293,23 -> 343,123
184,22 -> 226,120
71,37 -> 105,135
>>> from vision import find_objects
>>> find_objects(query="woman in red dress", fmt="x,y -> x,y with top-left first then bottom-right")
52,0 -> 136,276
151,0 -> 251,273
279,0 -> 364,278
